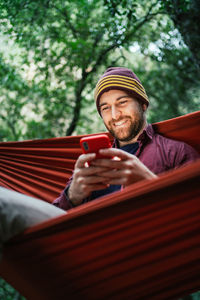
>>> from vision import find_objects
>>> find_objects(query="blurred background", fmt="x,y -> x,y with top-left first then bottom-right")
0,0 -> 199,142
0,0 -> 199,298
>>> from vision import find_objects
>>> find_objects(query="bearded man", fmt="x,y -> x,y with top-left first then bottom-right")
53,67 -> 199,210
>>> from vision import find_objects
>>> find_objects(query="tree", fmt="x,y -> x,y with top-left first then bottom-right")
132,29 -> 200,122
159,0 -> 200,70
2,0 -> 197,140
105,0 -> 200,122
0,52 -> 31,140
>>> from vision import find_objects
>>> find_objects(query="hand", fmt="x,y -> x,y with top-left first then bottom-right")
90,148 -> 157,186
68,153 -> 111,206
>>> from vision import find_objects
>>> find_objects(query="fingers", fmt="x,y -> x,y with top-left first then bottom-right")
75,153 -> 112,177
97,168 -> 134,186
90,157 -> 131,170
105,178 -> 127,185
99,168 -> 132,179
78,166 -> 110,176
99,148 -> 131,160
69,171 -> 109,204
70,152 -> 113,203
75,153 -> 96,168
90,148 -> 138,169
76,173 -> 109,185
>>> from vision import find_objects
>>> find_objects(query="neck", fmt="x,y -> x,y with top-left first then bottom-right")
118,120 -> 147,147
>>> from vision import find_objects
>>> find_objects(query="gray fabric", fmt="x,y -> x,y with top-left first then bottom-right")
0,187 -> 66,260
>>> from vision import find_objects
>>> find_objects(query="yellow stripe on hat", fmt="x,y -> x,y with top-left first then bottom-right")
96,83 -> 149,103
96,79 -> 146,95
96,79 -> 147,99
96,75 -> 144,90
95,75 -> 148,102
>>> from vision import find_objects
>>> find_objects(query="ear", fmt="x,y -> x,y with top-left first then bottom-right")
142,104 -> 147,112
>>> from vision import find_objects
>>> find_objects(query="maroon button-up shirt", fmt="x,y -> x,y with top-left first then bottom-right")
53,124 -> 199,210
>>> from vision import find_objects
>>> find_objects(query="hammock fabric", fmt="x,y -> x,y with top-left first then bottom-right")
0,111 -> 200,300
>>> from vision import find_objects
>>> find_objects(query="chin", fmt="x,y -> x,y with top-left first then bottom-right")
118,136 -> 133,142
114,132 -> 132,141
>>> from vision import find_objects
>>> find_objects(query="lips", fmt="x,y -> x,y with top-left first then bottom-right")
113,119 -> 128,127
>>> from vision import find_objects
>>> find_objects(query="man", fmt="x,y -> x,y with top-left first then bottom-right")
53,67 -> 199,210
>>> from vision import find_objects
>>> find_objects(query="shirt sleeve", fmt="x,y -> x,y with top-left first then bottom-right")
52,177 -> 91,211
52,178 -> 74,211
173,142 -> 199,169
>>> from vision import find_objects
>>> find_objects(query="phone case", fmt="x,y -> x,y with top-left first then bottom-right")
80,134 -> 111,159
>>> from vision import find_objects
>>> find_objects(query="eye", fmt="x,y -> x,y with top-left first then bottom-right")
101,106 -> 109,112
119,100 -> 128,105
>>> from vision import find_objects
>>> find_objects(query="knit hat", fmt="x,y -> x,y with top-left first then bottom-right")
94,67 -> 149,115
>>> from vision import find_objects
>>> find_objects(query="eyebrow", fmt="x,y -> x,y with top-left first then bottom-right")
99,95 -> 130,108
116,95 -> 130,101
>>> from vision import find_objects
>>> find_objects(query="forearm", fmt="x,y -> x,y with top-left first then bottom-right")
53,183 -> 90,210
53,187 -> 73,210
53,175 -> 83,210
67,184 -> 85,206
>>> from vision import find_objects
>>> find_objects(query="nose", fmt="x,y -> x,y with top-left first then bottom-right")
111,105 -> 121,120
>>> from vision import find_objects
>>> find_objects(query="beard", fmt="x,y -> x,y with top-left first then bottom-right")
105,105 -> 145,143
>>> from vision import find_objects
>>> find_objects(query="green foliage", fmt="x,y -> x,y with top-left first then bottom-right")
180,291 -> 200,300
135,30 -> 200,122
159,0 -> 191,11
0,277 -> 26,300
0,53 -> 29,140
0,0 -> 199,142
158,0 -> 200,69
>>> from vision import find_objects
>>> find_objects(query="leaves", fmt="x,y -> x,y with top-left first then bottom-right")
0,277 -> 26,300
0,0 -> 199,142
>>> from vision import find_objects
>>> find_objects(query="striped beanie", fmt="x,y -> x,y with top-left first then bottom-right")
94,67 -> 149,115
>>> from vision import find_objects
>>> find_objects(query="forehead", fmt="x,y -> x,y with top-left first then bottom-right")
99,89 -> 131,105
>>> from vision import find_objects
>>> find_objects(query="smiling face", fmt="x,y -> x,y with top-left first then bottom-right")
99,89 -> 147,146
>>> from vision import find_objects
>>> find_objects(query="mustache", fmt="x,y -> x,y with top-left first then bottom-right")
109,116 -> 131,125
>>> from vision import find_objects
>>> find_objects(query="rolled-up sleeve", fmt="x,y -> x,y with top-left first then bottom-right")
53,178 -> 74,210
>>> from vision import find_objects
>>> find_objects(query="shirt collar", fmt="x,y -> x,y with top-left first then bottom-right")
113,124 -> 154,148
138,124 -> 154,142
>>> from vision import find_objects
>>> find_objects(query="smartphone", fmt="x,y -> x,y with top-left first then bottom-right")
80,134 -> 111,159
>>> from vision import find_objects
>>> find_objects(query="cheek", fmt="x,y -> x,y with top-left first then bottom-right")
126,105 -> 138,115
128,105 -> 142,118
102,116 -> 111,127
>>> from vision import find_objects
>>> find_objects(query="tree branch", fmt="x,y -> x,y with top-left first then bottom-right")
125,3 -> 166,41
50,4 -> 78,38
66,69 -> 89,135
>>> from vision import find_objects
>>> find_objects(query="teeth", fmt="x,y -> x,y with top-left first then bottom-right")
114,120 -> 126,126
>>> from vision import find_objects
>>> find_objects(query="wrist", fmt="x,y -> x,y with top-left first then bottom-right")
67,186 -> 83,206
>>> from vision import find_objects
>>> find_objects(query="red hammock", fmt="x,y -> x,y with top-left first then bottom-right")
0,111 -> 200,300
